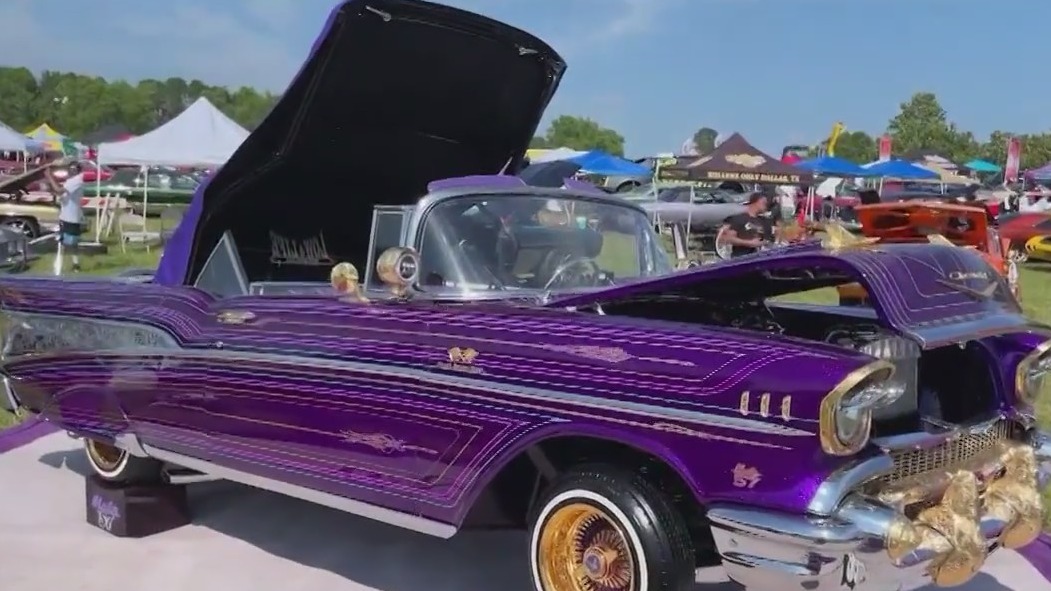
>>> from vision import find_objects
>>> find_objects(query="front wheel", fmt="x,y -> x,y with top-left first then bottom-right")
2,217 -> 39,239
529,466 -> 695,591
84,438 -> 163,484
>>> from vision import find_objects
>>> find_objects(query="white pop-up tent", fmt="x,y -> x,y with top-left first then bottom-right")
97,97 -> 248,167
0,121 -> 42,153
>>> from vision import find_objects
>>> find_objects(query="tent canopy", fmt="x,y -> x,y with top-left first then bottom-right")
657,133 -> 811,184
0,121 -> 39,152
570,150 -> 649,176
862,158 -> 940,180
1027,163 -> 1051,181
964,159 -> 1000,173
796,156 -> 872,177
919,164 -> 977,185
25,122 -> 65,150
97,98 -> 248,167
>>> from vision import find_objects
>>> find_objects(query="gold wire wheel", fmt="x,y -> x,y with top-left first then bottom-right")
86,440 -> 125,472
537,502 -> 636,591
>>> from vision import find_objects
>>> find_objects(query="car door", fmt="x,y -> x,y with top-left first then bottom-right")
168,292 -> 468,516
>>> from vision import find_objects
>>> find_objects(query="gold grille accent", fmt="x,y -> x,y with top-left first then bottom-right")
880,421 -> 1017,484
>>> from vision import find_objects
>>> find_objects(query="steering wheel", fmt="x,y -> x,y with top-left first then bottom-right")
543,257 -> 603,291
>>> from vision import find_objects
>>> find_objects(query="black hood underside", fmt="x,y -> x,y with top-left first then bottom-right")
183,0 -> 565,285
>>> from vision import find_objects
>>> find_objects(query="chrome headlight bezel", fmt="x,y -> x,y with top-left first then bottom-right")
819,360 -> 898,456
1016,339 -> 1051,407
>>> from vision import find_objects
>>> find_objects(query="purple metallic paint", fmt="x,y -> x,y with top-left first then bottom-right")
551,241 -> 1030,347
1,275 -> 865,523
1,236 -> 1044,529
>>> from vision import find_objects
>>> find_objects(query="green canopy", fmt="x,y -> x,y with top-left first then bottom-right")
964,159 -> 1000,173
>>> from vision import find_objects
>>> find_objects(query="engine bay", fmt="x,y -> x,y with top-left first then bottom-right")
600,296 -> 1000,434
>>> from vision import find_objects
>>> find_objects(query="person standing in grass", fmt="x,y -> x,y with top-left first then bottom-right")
44,162 -> 85,274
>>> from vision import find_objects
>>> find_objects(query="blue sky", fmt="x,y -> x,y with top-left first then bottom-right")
4,0 -> 1050,157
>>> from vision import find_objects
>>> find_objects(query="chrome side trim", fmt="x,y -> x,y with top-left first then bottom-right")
807,454 -> 894,516
140,443 -> 457,539
93,347 -> 812,438
1,312 -> 811,438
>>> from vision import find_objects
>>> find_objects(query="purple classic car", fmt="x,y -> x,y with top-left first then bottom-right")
3,2 -> 1051,591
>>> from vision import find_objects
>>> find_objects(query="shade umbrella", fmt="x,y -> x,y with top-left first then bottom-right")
519,161 -> 583,187
964,159 -> 1001,173
863,158 -> 940,180
569,150 -> 651,176
796,156 -> 873,177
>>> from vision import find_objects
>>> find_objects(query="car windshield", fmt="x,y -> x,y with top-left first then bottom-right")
418,194 -> 671,294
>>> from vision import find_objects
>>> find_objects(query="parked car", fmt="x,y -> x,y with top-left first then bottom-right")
1025,234 -> 1051,263
998,211 -> 1051,260
4,2 -> 1051,591
838,201 -> 1020,303
83,167 -> 199,215
599,157 -> 656,193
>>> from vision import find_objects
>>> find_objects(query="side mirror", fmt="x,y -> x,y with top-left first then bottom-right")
376,247 -> 420,298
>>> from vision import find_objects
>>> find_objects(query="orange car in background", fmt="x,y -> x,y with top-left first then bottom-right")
837,202 -> 1019,304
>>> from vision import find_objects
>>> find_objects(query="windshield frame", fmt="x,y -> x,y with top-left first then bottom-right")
407,189 -> 671,299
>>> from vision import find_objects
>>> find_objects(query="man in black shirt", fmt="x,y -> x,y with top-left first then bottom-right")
721,192 -> 775,257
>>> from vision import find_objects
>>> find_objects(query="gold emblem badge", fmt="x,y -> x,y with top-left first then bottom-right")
731,463 -> 762,488
439,347 -> 481,374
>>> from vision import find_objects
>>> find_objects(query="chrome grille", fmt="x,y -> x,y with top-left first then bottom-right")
879,421 -> 1017,484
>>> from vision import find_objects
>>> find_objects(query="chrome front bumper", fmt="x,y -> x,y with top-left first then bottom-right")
707,435 -> 1051,591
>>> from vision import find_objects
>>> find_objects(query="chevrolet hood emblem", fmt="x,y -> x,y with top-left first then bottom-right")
935,278 -> 999,300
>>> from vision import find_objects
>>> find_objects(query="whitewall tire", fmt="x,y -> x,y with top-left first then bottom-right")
528,465 -> 694,591
84,439 -> 162,484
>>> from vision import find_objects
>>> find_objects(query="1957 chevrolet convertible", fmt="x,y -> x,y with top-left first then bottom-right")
4,1 -> 1051,590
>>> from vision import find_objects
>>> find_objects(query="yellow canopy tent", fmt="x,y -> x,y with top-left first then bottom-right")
24,123 -> 65,152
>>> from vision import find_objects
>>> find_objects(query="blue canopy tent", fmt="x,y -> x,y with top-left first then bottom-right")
863,158 -> 940,180
519,151 -> 650,188
796,156 -> 872,177
964,159 -> 1001,173
568,150 -> 650,176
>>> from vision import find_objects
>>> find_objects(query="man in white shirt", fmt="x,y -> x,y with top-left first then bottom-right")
45,162 -> 86,273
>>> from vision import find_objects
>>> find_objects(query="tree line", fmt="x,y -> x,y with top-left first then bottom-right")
0,67 -> 278,140
1,67 -> 1045,169
690,93 -> 1051,171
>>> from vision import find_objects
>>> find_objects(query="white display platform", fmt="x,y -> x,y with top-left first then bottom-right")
1,429 -> 1048,591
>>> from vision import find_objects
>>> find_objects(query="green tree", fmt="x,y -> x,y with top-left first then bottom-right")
830,131 -> 876,163
0,66 -> 279,140
886,92 -> 973,160
692,127 -> 718,155
542,115 -> 625,156
0,67 -> 39,130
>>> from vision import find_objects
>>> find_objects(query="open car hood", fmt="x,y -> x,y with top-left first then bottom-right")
547,241 -> 1036,348
856,202 -> 989,245
169,0 -> 565,285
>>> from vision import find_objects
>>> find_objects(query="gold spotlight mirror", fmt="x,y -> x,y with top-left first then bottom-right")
330,262 -> 367,302
376,247 -> 420,298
